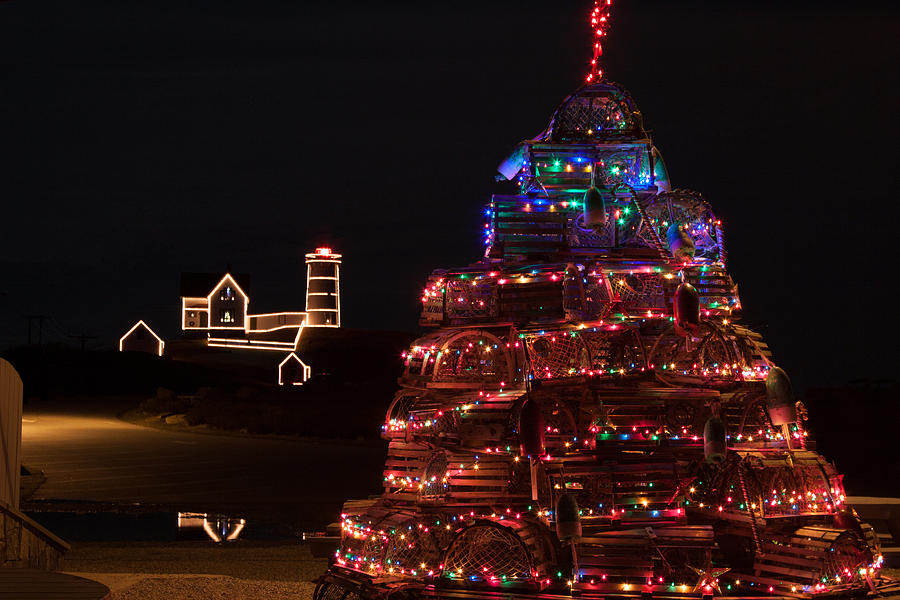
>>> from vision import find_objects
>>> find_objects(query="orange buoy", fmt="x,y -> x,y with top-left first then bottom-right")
765,367 -> 797,425
518,397 -> 545,458
583,186 -> 607,227
673,282 -> 701,336
555,493 -> 582,541
704,416 -> 727,464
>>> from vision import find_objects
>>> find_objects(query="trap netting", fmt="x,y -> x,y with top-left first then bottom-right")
608,271 -> 667,311
823,531 -> 873,585
525,332 -> 590,379
383,519 -> 450,575
433,333 -> 509,383
581,328 -> 645,374
549,91 -> 634,140
570,193 -> 652,249
419,452 -> 449,500
442,524 -> 532,582
646,324 -> 744,379
313,581 -> 365,600
445,278 -> 497,321
640,190 -> 721,260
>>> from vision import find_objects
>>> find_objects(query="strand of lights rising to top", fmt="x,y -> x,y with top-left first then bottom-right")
587,0 -> 613,83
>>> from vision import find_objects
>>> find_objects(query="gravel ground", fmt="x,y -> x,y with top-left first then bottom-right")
69,574 -> 316,600
65,565 -> 900,600
64,541 -> 327,581
59,544 -> 900,599
64,541 -> 328,599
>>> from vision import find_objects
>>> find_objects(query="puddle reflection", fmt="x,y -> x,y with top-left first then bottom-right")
24,509 -> 295,542
177,512 -> 246,542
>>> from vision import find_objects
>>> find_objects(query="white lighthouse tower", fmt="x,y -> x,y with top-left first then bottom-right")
305,247 -> 341,327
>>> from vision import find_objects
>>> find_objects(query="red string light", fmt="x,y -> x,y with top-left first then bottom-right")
586,0 -> 613,83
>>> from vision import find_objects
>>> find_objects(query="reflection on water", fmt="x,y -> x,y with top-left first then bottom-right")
24,508 -> 298,541
177,512 -> 246,542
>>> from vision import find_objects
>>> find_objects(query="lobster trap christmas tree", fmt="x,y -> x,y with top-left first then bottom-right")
315,3 -> 894,599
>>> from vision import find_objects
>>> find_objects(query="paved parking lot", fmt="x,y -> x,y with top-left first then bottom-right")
21,401 -> 385,529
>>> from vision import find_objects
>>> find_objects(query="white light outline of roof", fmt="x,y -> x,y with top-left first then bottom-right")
119,320 -> 164,356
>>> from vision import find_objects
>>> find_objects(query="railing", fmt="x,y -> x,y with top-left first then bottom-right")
246,312 -> 306,332
0,500 -> 69,570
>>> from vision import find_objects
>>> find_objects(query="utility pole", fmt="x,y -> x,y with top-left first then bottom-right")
23,314 -> 50,401
25,315 -> 48,346
68,333 -> 98,351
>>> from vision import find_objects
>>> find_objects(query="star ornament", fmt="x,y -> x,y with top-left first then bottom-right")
687,563 -> 731,594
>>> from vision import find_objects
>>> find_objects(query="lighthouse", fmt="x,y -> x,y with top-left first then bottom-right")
305,247 -> 341,327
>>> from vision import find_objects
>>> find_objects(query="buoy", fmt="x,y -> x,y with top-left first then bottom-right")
555,493 -> 582,541
704,416 -> 727,464
652,146 -> 671,193
667,223 -> 695,261
518,397 -> 545,458
673,282 -> 701,336
583,186 -> 607,227
765,367 -> 797,425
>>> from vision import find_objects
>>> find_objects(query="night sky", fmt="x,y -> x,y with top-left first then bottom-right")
1,1 -> 897,391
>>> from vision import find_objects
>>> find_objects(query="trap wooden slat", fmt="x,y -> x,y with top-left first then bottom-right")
755,552 -> 824,570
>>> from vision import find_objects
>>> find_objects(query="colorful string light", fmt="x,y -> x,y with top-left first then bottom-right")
586,0 -> 614,83
319,4 -> 889,598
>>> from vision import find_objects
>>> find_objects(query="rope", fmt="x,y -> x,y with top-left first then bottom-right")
794,401 -> 808,449
614,183 -> 669,260
632,195 -> 670,260
715,223 -> 727,265
737,462 -> 762,554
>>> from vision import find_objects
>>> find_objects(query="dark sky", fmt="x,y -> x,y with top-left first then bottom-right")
1,1 -> 897,391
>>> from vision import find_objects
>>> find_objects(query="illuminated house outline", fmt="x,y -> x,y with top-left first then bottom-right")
119,320 -> 165,356
181,272 -> 251,332
207,274 -> 249,330
179,248 -> 341,352
120,248 -> 338,385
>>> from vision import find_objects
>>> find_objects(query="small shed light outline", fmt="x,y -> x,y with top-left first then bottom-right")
119,320 -> 165,356
278,352 -> 311,386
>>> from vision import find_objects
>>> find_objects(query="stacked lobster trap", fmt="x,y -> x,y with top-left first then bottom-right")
315,6 -> 895,599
